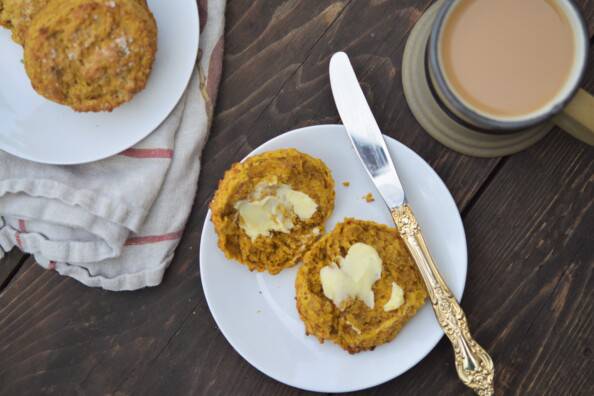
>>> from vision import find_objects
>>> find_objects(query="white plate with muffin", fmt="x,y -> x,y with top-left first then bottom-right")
0,0 -> 198,164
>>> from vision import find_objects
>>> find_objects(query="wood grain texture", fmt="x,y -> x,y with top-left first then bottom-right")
461,133 -> 593,396
0,1 -> 593,395
0,250 -> 27,292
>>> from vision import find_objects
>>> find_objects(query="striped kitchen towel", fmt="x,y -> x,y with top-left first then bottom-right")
0,0 -> 226,291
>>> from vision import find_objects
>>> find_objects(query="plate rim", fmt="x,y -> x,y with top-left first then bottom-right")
0,0 -> 199,165
199,124 -> 467,392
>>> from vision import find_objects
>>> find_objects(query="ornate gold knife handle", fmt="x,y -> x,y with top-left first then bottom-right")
392,204 -> 495,396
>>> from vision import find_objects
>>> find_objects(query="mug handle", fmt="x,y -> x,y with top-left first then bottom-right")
553,89 -> 594,145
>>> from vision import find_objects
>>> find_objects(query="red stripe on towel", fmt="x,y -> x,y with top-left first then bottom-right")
125,231 -> 183,246
15,233 -> 23,249
18,219 -> 26,232
120,148 -> 174,159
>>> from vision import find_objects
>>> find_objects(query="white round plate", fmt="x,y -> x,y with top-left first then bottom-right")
0,0 -> 198,165
200,125 -> 467,393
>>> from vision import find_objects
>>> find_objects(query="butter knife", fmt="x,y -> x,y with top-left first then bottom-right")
329,52 -> 494,396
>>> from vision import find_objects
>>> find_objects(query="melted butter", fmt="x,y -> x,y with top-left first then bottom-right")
320,243 -> 382,309
234,196 -> 293,240
234,182 -> 318,240
383,282 -> 405,311
277,185 -> 317,219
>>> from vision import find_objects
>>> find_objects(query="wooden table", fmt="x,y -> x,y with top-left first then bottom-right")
1,1 -> 593,395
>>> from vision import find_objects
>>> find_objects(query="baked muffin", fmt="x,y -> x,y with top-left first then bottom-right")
2,0 -> 148,45
295,218 -> 427,353
211,149 -> 335,274
24,0 -> 157,112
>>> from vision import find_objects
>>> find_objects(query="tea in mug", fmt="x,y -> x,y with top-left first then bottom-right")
440,0 -> 576,118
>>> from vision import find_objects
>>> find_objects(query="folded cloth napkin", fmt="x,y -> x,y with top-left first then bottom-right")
0,0 -> 226,291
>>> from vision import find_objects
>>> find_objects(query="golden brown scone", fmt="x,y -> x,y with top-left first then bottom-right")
210,149 -> 335,275
24,0 -> 157,112
295,218 -> 427,353
2,0 -> 148,45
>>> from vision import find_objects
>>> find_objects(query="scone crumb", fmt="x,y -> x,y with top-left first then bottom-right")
342,181 -> 350,187
363,192 -> 375,203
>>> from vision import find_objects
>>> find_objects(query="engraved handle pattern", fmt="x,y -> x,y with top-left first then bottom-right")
392,204 -> 495,396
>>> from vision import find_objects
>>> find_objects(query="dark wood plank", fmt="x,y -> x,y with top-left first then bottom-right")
461,134 -> 593,396
0,1 -> 593,396
0,250 -> 26,291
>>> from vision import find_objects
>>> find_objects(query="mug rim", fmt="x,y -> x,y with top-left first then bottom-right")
428,0 -> 590,132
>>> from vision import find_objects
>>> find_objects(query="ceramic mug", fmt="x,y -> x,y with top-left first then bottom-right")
427,0 -> 594,145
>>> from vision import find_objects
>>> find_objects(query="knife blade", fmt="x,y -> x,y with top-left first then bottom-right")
328,52 -> 405,209
329,51 -> 495,396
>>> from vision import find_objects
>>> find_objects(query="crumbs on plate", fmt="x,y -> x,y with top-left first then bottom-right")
363,192 -> 375,203
342,181 -> 350,187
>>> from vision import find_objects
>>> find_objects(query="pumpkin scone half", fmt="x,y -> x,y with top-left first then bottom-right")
295,218 -> 427,353
210,149 -> 335,275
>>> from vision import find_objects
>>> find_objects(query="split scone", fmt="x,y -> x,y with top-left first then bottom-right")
295,218 -> 427,353
24,0 -> 157,112
210,149 -> 335,274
